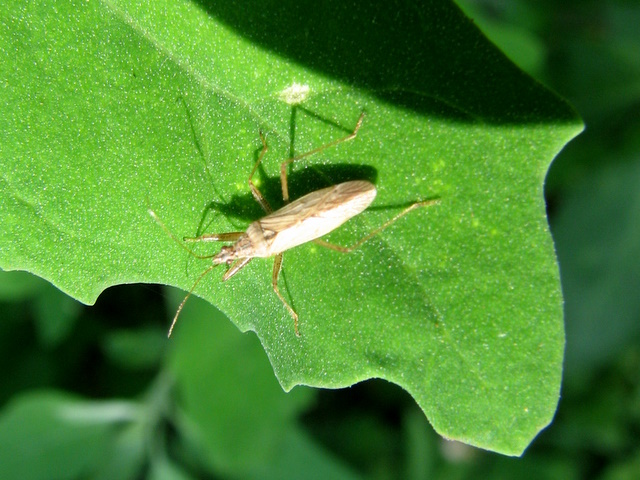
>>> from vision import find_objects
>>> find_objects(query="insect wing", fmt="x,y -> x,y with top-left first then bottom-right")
259,180 -> 377,255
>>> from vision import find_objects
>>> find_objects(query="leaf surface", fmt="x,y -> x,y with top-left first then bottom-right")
0,0 -> 582,454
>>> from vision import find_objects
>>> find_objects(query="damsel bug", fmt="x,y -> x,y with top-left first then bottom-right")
149,112 -> 439,336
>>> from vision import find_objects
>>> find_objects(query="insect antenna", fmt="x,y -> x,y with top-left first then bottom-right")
148,209 -> 216,260
148,209 -> 223,336
168,263 -> 217,337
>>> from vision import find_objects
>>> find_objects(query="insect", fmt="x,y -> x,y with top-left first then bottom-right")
149,112 -> 439,337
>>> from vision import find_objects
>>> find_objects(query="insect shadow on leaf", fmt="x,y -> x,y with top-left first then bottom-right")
149,110 -> 440,337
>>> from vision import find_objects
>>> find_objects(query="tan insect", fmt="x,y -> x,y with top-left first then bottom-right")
149,112 -> 439,336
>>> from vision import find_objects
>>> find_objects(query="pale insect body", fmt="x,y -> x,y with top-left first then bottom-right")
249,181 -> 377,256
150,112 -> 438,337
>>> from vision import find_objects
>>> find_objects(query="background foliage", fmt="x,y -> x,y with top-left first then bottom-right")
1,0 -> 638,478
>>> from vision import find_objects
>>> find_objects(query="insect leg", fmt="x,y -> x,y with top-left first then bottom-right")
184,232 -> 244,243
312,199 -> 440,253
248,131 -> 273,214
280,111 -> 365,203
272,253 -> 300,336
222,257 -> 252,281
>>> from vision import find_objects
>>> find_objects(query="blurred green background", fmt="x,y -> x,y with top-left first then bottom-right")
1,0 -> 639,478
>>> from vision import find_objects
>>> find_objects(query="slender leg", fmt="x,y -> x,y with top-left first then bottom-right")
280,112 -> 365,202
271,253 -> 300,336
248,131 -> 273,214
222,257 -> 252,281
312,199 -> 440,252
184,232 -> 245,243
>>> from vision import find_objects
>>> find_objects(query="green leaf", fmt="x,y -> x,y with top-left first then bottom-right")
0,270 -> 45,301
168,292 -> 357,478
102,327 -> 166,370
552,152 -> 640,382
0,391 -> 143,480
1,0 -> 582,454
32,280 -> 83,347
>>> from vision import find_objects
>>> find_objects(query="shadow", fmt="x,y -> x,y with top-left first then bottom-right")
195,162 -> 379,235
192,0 -> 577,124
187,105 -> 379,235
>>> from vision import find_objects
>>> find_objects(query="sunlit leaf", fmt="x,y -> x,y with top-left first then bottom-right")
0,0 -> 582,454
